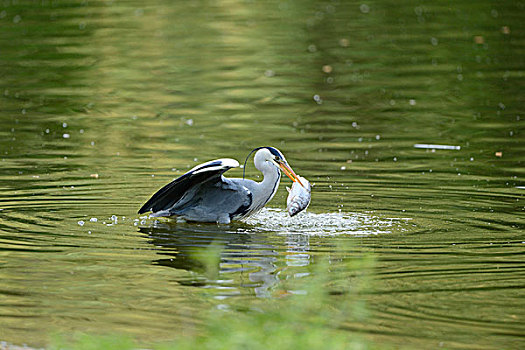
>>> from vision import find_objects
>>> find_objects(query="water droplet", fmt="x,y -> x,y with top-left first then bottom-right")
322,65 -> 333,73
474,36 -> 484,44
360,4 -> 370,14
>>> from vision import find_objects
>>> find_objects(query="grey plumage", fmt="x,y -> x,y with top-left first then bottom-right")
138,147 -> 301,224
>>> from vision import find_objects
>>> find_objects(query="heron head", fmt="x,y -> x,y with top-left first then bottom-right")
255,147 -> 304,187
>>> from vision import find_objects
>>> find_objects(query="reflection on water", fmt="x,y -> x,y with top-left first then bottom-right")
139,209 -> 409,298
0,0 -> 524,348
140,221 -> 283,298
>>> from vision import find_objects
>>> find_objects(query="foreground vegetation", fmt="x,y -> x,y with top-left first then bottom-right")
49,244 -> 393,350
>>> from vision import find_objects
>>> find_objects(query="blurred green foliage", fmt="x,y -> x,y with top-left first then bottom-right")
49,244 -> 387,350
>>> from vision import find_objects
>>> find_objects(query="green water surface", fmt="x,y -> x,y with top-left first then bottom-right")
0,0 -> 523,349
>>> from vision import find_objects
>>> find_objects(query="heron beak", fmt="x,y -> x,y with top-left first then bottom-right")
277,161 -> 304,188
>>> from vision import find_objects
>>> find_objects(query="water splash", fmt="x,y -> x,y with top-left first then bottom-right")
80,209 -> 412,237
246,208 -> 411,236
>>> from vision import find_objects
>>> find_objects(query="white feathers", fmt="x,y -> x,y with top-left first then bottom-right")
191,158 -> 239,175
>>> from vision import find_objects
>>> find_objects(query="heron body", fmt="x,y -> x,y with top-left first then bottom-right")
138,147 -> 302,224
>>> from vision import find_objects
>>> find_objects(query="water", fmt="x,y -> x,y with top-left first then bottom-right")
0,0 -> 524,348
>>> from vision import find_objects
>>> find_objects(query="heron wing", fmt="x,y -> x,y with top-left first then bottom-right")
138,158 -> 239,214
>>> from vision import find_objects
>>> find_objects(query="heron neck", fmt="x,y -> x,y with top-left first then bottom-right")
258,165 -> 280,204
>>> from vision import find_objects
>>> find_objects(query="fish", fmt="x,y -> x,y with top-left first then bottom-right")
286,176 -> 311,217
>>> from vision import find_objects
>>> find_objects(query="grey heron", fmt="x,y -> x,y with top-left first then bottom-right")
138,146 -> 303,224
